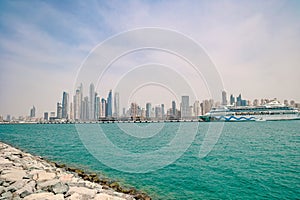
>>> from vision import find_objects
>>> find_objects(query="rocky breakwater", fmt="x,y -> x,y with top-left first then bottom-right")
0,142 -> 150,200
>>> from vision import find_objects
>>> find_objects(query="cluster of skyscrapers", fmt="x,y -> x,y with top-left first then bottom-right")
2,88 -> 300,123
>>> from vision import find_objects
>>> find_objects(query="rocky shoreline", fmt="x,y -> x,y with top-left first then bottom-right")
0,142 -> 151,200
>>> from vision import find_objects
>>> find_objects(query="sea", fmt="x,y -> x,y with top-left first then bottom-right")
0,121 -> 299,199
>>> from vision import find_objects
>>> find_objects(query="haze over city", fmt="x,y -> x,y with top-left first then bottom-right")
1,0 -> 300,117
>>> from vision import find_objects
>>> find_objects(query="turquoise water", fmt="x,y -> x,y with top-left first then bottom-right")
0,121 -> 299,199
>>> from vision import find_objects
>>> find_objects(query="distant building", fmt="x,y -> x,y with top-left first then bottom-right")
30,106 -> 36,118
44,112 -> 49,121
106,90 -> 113,117
230,94 -> 235,105
222,91 -> 228,105
253,99 -> 259,106
114,92 -> 120,118
62,91 -> 69,119
100,98 -> 106,118
56,102 -> 62,119
193,100 -> 201,116
89,83 -> 95,120
172,101 -> 176,117
95,95 -> 100,120
181,96 -> 190,119
161,104 -> 165,119
146,103 -> 152,119
6,115 -> 11,121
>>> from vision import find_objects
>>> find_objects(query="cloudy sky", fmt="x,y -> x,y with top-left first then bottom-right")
0,0 -> 299,117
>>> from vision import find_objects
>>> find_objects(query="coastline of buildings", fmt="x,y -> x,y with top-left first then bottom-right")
1,87 -> 300,124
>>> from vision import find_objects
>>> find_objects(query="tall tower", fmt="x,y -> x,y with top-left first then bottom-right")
107,90 -> 113,117
222,90 -> 228,105
89,83 -> 95,120
146,103 -> 151,119
172,101 -> 176,117
56,102 -> 62,119
181,96 -> 190,119
62,91 -> 69,119
30,106 -> 36,118
114,92 -> 120,118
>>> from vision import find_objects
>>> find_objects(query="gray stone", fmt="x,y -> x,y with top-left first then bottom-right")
36,179 -> 60,190
19,190 -> 32,198
0,169 -> 26,182
52,182 -> 69,194
33,171 -> 56,181
0,186 -> 5,194
3,181 -> 11,187
67,186 -> 97,198
23,192 -> 64,200
95,193 -> 126,200
7,180 -> 27,192
1,191 -> 12,199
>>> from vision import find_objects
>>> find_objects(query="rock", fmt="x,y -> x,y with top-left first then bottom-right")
33,171 -> 56,181
23,192 -> 64,200
67,186 -> 97,198
7,180 -> 28,192
15,181 -> 35,197
0,186 -> 5,194
0,169 -> 26,182
52,182 -> 69,194
1,191 -> 12,199
36,179 -> 60,190
0,157 -> 13,167
59,174 -> 73,183
2,181 -> 11,187
95,193 -> 126,200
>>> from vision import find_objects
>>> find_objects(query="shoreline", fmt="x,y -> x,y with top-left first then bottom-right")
0,141 -> 151,200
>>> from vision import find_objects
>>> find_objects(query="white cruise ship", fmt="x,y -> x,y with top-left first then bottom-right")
200,101 -> 300,122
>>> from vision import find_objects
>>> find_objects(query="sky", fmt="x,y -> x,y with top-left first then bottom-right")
0,0 -> 300,117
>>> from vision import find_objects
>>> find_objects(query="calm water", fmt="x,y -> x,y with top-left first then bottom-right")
0,121 -> 299,199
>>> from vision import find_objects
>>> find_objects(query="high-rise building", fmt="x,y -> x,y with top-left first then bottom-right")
89,83 -> 95,120
95,95 -> 100,120
106,90 -> 113,117
114,92 -> 120,118
181,96 -> 190,119
73,84 -> 83,121
62,91 -> 69,119
56,103 -> 62,119
193,100 -> 201,116
100,98 -> 106,118
44,112 -> 49,121
82,97 -> 89,121
155,105 -> 162,120
161,104 -> 165,119
130,103 -> 138,120
146,103 -> 151,119
69,102 -> 73,120
172,101 -> 176,117
222,91 -> 228,105
30,106 -> 36,118
230,94 -> 235,106
236,94 -> 242,106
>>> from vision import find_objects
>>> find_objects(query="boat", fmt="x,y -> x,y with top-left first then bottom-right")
200,101 -> 300,122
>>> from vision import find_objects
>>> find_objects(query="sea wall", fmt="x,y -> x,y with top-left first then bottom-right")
0,142 -> 149,200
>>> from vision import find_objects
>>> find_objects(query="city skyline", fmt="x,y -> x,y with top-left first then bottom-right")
1,1 -> 300,117
2,84 -> 299,122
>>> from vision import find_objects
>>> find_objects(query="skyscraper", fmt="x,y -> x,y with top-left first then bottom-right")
56,102 -> 62,119
30,105 -> 36,118
161,104 -> 165,119
95,94 -> 100,120
73,84 -> 83,121
114,92 -> 120,118
172,101 -> 176,117
106,90 -> 113,117
62,91 -> 69,119
230,94 -> 235,106
222,90 -> 228,105
181,96 -> 190,119
100,98 -> 106,118
146,103 -> 151,119
193,100 -> 201,116
89,83 -> 95,120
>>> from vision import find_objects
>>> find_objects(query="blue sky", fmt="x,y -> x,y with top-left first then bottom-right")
0,0 -> 300,117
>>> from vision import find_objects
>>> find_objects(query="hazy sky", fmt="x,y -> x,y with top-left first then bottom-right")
0,0 -> 299,117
